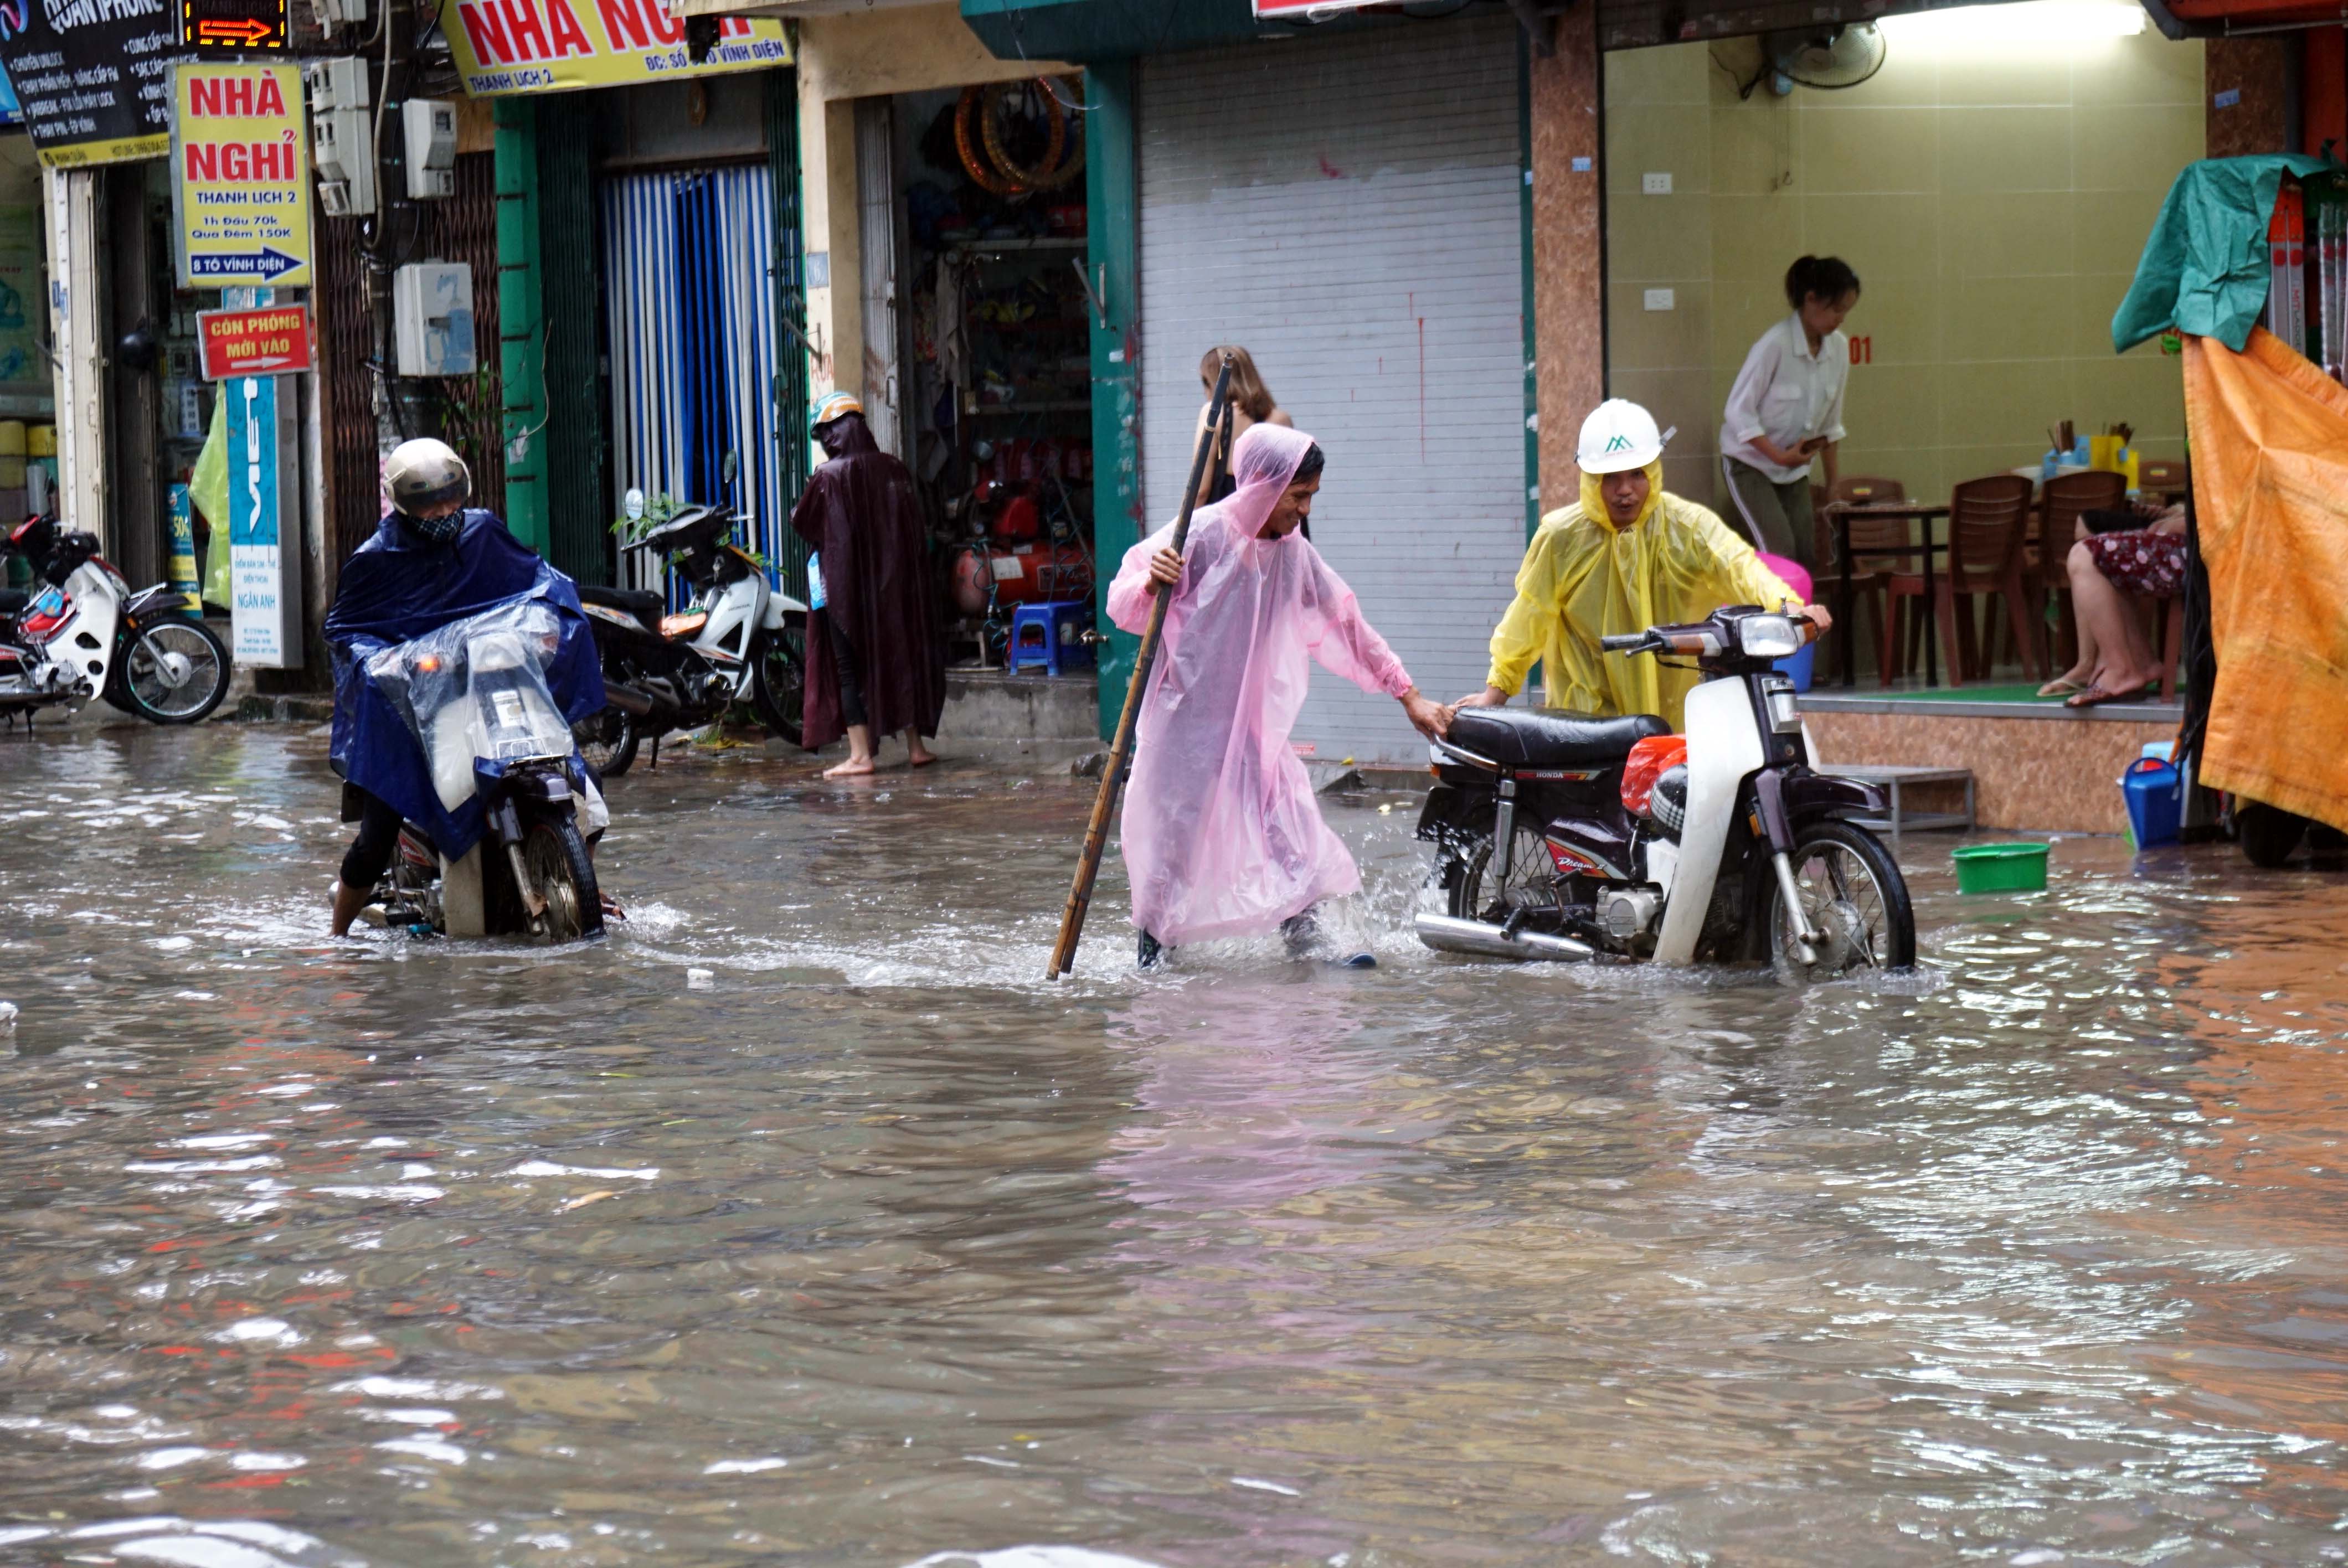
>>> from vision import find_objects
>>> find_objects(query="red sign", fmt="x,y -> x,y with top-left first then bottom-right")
196,305 -> 316,380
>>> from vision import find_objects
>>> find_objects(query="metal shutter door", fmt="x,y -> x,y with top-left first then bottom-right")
1138,15 -> 1526,765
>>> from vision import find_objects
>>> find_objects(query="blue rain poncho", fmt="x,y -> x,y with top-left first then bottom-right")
326,510 -> 604,857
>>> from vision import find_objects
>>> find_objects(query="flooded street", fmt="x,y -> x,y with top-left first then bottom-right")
4,722 -> 2348,1567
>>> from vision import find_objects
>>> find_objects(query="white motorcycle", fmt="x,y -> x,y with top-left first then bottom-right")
1415,604 -> 1916,981
0,512 -> 233,727
572,504 -> 808,774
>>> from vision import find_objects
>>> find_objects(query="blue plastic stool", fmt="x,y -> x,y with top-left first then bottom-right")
1008,600 -> 1094,677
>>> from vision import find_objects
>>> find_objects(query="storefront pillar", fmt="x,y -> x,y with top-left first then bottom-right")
1085,58 -> 1138,744
495,97 -> 549,555
1526,2 -> 1605,514
45,167 -> 105,544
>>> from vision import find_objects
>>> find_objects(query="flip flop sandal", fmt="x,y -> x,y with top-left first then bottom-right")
2037,677 -> 2087,697
2064,682 -> 2155,709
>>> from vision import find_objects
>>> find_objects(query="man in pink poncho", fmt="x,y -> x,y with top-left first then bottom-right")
1108,424 -> 1453,969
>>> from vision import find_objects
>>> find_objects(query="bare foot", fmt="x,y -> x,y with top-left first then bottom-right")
908,748 -> 939,768
824,756 -> 877,778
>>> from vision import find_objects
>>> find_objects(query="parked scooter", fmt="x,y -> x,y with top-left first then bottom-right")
360,600 -> 604,942
0,512 -> 232,727
1415,603 -> 1915,982
571,504 -> 807,774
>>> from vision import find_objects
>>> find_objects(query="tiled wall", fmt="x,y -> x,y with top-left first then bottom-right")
1605,28 -> 2206,516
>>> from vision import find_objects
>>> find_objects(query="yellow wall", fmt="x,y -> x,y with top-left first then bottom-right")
1604,25 -> 2205,514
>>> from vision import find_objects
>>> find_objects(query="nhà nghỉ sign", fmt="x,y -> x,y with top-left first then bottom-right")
441,0 -> 789,97
171,63 -> 311,290
196,303 -> 313,378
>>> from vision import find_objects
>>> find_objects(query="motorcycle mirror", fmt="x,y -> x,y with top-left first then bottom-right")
722,450 -> 739,486
624,487 -> 646,522
116,319 -> 160,373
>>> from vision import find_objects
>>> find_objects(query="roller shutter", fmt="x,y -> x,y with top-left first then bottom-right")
1137,14 -> 1528,764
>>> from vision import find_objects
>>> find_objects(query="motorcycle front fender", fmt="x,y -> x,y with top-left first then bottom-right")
1781,768 -> 1886,826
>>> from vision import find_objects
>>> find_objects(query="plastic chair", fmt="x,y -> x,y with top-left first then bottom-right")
2137,457 -> 2191,503
1822,476 -> 1907,685
1888,474 -> 2036,686
1007,599 -> 1094,677
2033,470 -> 2128,671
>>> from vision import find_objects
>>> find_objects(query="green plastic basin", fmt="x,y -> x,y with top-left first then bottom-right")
1951,842 -> 2050,894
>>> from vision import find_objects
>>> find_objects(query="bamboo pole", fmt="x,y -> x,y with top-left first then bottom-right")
1046,355 -> 1237,979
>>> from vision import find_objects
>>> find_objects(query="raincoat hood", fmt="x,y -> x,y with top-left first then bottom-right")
1576,458 -> 1667,534
1104,423 -> 1414,946
1485,490 -> 1795,729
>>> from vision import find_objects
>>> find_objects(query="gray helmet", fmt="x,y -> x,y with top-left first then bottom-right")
385,439 -> 470,514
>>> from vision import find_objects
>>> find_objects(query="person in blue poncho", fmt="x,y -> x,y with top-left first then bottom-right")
325,440 -> 606,936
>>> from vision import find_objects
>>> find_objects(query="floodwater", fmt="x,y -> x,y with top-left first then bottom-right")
3,723 -> 2347,1568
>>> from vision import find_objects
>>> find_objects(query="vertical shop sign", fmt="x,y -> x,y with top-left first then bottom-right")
167,483 -> 200,610
223,348 -> 300,666
170,62 -> 311,289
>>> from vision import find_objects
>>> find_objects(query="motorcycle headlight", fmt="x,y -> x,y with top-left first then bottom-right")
1739,614 -> 1803,660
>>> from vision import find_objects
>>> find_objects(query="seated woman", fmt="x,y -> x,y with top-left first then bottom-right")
2042,500 -> 2185,708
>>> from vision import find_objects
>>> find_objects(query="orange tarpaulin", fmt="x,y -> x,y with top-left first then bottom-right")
2181,329 -> 2348,833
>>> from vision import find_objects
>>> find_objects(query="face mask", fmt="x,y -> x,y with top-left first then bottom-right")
400,508 -> 464,545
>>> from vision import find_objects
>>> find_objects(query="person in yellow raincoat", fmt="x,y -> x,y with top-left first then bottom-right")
1459,399 -> 1833,731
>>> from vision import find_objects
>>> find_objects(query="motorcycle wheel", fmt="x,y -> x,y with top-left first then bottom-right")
1767,819 -> 1915,984
121,618 -> 231,725
750,626 -> 806,748
1446,822 -> 1564,924
2237,801 -> 2310,868
574,706 -> 640,777
521,816 -> 604,943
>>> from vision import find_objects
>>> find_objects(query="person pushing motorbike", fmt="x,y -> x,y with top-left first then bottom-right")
324,440 -> 609,937
1459,400 -> 1834,730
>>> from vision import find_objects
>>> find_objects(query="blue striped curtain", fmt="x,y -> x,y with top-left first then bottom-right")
601,168 -> 785,603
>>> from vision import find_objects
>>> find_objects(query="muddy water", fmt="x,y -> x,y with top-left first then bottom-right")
3,724 -> 2347,1567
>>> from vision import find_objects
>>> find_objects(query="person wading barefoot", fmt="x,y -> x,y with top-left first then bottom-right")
791,393 -> 946,777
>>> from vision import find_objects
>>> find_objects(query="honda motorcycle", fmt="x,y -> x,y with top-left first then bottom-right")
571,504 -> 807,774
361,600 -> 604,942
0,513 -> 233,727
1415,604 -> 1915,982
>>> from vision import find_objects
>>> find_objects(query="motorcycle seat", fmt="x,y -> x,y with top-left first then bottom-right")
578,584 -> 666,625
0,587 -> 25,615
1447,706 -> 1670,769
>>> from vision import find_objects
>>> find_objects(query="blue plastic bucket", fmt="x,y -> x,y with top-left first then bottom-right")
2122,756 -> 2182,848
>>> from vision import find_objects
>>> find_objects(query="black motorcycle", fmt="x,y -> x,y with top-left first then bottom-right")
572,504 -> 808,775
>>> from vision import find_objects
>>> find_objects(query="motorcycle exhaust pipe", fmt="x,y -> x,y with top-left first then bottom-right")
1414,912 -> 1597,963
603,681 -> 658,719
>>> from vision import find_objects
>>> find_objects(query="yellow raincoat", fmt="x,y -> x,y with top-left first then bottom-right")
1485,462 -> 1797,730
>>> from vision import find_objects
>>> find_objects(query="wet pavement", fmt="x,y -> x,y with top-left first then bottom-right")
3,721 -> 2347,1567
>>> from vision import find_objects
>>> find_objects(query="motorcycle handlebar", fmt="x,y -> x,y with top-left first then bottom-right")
1599,632 -> 1652,653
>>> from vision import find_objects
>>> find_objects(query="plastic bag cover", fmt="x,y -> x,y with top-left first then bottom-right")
2112,154 -> 2329,355
1106,424 -> 1414,946
326,511 -> 604,858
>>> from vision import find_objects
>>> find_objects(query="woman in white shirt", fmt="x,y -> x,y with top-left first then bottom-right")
1718,256 -> 1861,571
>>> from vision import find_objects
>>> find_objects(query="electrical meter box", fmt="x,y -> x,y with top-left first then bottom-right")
393,261 -> 476,377
306,58 -> 375,217
402,99 -> 457,200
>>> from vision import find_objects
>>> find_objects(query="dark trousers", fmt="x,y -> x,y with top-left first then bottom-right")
339,786 -> 405,890
828,615 -> 868,729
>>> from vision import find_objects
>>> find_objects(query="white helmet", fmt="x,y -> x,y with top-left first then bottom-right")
1576,399 -> 1670,474
384,439 -> 471,514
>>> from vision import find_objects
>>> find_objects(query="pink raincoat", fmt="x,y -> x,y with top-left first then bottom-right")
1108,425 -> 1415,945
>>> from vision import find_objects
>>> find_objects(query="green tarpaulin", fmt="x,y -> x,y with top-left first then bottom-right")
2112,153 -> 2330,355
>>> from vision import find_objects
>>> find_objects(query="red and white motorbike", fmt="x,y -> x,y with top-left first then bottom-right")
0,513 -> 233,727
